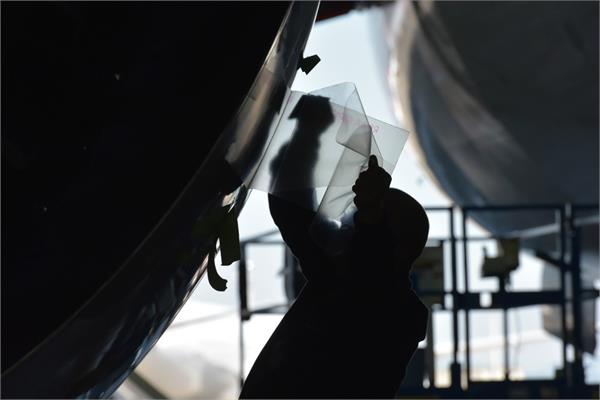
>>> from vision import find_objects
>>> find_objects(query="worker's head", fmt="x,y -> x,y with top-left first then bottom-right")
382,188 -> 429,267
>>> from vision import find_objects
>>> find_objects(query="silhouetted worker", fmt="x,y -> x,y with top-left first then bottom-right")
240,95 -> 429,399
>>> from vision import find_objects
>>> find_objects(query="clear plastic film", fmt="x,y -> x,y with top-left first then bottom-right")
236,82 -> 408,254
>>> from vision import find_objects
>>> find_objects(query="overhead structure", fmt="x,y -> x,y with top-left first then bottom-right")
388,1 -> 598,230
1,2 -> 318,397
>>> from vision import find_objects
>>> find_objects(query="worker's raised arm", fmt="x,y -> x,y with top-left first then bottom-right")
266,94 -> 336,285
268,192 -> 333,285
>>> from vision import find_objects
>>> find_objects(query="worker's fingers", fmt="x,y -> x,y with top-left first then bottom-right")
368,155 -> 378,168
353,155 -> 391,211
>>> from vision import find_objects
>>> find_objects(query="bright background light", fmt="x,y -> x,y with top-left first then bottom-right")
115,8 -> 599,399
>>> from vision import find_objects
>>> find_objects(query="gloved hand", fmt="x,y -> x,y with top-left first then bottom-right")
352,155 -> 392,225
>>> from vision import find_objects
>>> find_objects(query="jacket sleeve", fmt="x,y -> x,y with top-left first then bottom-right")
268,193 -> 333,285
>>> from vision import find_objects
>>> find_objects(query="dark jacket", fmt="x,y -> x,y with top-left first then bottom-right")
240,194 -> 428,399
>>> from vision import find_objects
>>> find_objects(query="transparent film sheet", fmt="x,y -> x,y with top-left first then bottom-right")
240,82 -> 408,253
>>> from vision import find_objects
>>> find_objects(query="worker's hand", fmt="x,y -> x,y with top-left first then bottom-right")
352,155 -> 391,224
